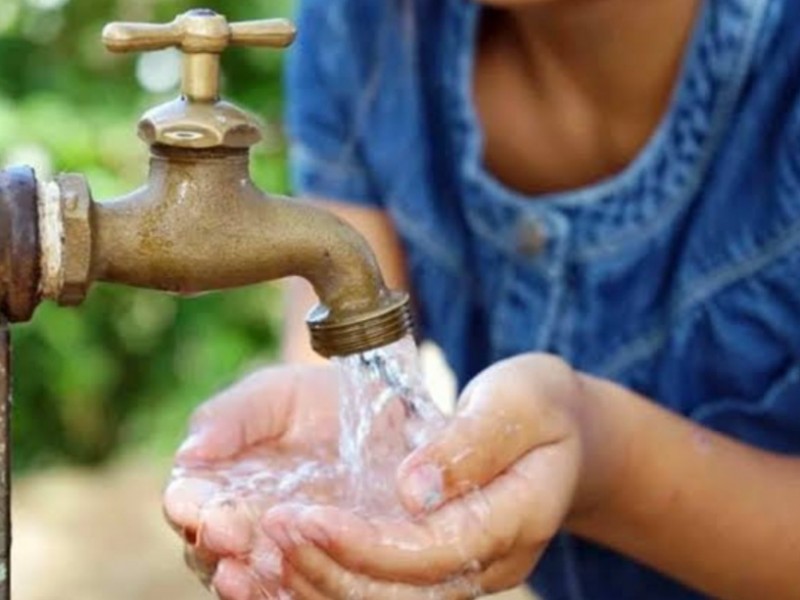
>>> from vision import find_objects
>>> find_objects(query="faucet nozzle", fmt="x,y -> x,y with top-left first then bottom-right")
307,291 -> 413,358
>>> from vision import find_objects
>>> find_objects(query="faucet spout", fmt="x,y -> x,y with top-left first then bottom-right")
87,146 -> 410,356
93,147 -> 384,312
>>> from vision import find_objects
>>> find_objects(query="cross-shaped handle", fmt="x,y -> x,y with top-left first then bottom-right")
102,9 -> 296,102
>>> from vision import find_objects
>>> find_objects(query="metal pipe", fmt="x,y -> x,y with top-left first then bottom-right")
0,319 -> 9,600
0,166 -> 40,600
0,167 -> 41,322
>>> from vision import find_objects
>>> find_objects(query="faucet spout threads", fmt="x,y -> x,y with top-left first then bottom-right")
307,292 -> 414,358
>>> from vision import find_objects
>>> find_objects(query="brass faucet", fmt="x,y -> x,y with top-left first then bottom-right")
4,9 -> 412,357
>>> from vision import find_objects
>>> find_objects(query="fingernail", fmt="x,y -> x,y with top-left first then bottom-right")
403,463 -> 444,512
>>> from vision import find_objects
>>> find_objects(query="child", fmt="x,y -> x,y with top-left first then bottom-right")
165,0 -> 800,598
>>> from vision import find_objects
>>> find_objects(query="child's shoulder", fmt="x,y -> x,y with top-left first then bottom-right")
293,0 -> 407,77
294,0 -> 447,55
295,0 -> 396,42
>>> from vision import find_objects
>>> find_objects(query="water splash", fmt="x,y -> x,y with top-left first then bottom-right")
168,335 -> 447,518
166,335 -> 457,595
334,335 -> 447,513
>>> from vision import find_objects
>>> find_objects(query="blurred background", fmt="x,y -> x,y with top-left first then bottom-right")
0,1 -> 530,599
1,0 -> 289,597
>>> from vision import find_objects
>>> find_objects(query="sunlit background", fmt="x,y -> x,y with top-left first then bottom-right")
1,0 -> 290,597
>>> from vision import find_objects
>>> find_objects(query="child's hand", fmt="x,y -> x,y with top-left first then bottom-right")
163,364 -> 342,599
264,354 -> 611,599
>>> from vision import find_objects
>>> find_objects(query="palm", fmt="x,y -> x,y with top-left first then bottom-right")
163,365 -> 346,589
163,363 -> 425,597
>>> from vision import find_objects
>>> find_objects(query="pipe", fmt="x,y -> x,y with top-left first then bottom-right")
0,166 -> 40,600
0,167 -> 41,323
0,320 -> 8,600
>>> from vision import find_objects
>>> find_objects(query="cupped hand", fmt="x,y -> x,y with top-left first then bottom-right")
264,354 -> 596,599
163,364 -> 344,599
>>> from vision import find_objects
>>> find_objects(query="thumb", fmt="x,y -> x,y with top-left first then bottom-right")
396,355 -> 575,514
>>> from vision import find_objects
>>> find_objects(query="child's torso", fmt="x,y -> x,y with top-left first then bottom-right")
291,0 -> 800,597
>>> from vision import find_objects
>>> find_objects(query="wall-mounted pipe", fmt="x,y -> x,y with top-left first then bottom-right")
0,319 -> 9,600
0,165 -> 40,600
0,167 -> 40,323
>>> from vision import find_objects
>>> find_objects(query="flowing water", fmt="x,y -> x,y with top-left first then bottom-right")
170,334 -> 446,514
166,335 -> 455,590
334,335 -> 448,513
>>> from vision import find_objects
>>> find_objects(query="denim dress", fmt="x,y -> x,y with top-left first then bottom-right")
285,0 -> 800,597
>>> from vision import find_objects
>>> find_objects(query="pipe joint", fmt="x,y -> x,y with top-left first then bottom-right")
37,173 -> 93,306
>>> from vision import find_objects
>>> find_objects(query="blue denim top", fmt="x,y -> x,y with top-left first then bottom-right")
286,0 -> 800,597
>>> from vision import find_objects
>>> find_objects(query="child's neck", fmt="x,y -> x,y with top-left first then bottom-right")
504,0 -> 701,135
474,0 -> 701,194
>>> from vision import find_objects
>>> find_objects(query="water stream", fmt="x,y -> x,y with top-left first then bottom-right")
334,335 -> 448,514
167,333 -> 450,553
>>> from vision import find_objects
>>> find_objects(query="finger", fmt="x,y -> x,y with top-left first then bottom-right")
178,365 -> 333,462
199,495 -> 258,556
283,541 -> 486,600
262,506 -> 368,597
164,477 -> 223,535
288,442 -> 578,584
283,563 -> 328,600
397,355 -> 576,513
212,558 -> 257,600
277,533 -> 362,598
248,536 -> 285,594
274,502 -> 493,586
184,543 -> 218,589
472,543 -> 543,594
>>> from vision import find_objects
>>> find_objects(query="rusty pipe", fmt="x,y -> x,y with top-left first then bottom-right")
0,319 -> 8,600
0,167 -> 40,322
0,166 -> 35,600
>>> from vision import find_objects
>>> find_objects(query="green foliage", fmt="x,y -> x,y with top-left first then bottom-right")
12,285 -> 283,471
0,0 -> 295,472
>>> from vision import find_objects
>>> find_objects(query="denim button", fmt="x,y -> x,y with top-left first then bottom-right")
516,217 -> 547,256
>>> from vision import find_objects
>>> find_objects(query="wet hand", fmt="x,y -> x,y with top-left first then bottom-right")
163,364 -> 343,599
264,354 -> 596,598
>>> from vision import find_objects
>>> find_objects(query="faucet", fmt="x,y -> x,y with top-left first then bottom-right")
0,8 -> 412,358
0,14 -> 411,596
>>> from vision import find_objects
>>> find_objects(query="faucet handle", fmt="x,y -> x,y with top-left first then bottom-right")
103,9 -> 296,102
